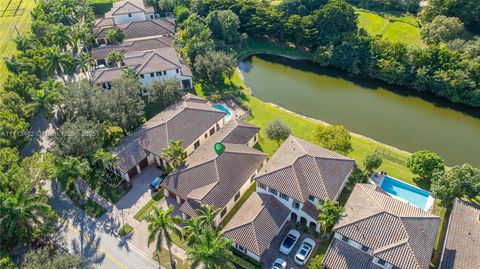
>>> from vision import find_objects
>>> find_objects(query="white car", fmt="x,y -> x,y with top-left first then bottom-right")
294,238 -> 316,265
279,229 -> 300,254
271,258 -> 287,269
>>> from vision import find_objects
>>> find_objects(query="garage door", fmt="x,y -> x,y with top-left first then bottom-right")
139,158 -> 148,170
127,166 -> 138,179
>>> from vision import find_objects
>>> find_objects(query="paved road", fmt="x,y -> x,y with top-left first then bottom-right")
47,181 -> 160,269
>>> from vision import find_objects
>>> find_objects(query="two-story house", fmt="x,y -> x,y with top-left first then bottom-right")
160,118 -> 266,227
104,0 -> 155,25
323,183 -> 439,269
108,94 -> 226,181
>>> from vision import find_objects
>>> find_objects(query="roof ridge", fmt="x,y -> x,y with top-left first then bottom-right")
334,211 -> 385,231
372,237 -> 409,253
374,241 -> 422,269
309,155 -> 330,199
150,19 -> 174,32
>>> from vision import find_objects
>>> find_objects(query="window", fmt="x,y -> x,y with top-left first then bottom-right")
209,127 -> 215,135
253,135 -> 257,142
377,259 -> 386,266
194,140 -> 200,150
128,13 -> 132,17
341,235 -> 349,243
308,195 -> 315,202
150,15 -> 154,19
220,208 -> 227,218
156,72 -> 162,76
361,245 -> 369,252
216,124 -> 220,131
140,74 -> 144,79
236,244 -> 247,254
234,192 -> 240,201
163,71 -> 166,75
258,183 -> 266,190
204,133 -> 208,138
292,200 -> 300,209
280,193 -> 289,201
250,177 -> 254,183
150,73 -> 155,78
176,69 -> 179,73
269,187 -> 278,196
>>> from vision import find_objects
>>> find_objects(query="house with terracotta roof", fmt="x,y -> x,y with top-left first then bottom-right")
222,135 -> 355,261
103,0 -> 155,25
440,199 -> 480,269
160,117 -> 266,226
323,183 -> 440,269
255,135 -> 355,232
108,94 -> 227,181
92,46 -> 193,92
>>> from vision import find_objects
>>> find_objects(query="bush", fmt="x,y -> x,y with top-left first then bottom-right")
118,224 -> 134,236
230,247 -> 261,269
88,0 -> 113,15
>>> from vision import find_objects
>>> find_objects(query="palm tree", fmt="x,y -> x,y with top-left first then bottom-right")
187,227 -> 235,269
56,156 -> 90,203
0,186 -> 51,250
44,46 -> 75,82
182,217 -> 204,244
91,149 -> 118,172
106,29 -> 125,45
145,206 -> 183,269
32,80 -> 63,120
77,52 -> 95,79
195,204 -> 220,229
161,140 -> 187,169
51,24 -> 71,51
318,199 -> 345,236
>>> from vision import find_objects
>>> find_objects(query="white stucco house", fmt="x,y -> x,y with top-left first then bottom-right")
104,0 -> 155,25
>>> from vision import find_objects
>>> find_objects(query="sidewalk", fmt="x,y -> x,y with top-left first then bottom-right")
76,178 -> 114,211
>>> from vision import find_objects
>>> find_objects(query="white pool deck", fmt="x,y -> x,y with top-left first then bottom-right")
369,172 -> 435,212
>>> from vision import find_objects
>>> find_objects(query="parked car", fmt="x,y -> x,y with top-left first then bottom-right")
149,176 -> 164,191
294,238 -> 316,265
270,258 -> 286,269
279,229 -> 300,254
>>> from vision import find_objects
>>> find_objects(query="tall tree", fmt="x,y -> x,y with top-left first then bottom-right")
44,46 -> 75,82
106,29 -> 125,45
407,150 -> 445,181
193,50 -> 236,89
106,51 -> 125,67
158,0 -> 175,15
195,204 -> 220,228
316,0 -> 358,42
318,199 -> 344,236
206,10 -> 241,46
265,119 -> 291,146
161,140 -> 187,169
312,125 -> 352,155
176,14 -> 215,64
145,206 -> 182,269
421,16 -> 465,45
32,80 -> 63,120
90,149 -> 118,173
187,227 -> 234,269
55,156 -> 90,203
77,52 -> 95,79
50,23 -> 71,51
21,247 -> 91,269
363,152 -> 383,174
147,78 -> 183,107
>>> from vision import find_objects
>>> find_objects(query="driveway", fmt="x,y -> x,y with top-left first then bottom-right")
98,165 -> 163,232
262,222 -> 321,269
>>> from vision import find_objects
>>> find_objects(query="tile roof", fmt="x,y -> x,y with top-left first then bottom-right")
255,135 -> 355,202
91,36 -> 174,60
111,94 -> 226,172
92,47 -> 192,84
330,183 -> 439,269
441,199 -> 480,269
161,119 -> 266,215
323,239 -> 383,269
222,192 -> 290,256
95,19 -> 175,40
104,0 -> 154,17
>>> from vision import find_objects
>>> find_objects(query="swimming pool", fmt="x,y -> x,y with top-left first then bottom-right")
380,176 -> 433,211
212,104 -> 232,121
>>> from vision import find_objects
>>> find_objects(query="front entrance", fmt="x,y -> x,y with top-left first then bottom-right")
290,212 -> 298,223
182,79 -> 192,89
139,158 -> 148,170
127,166 -> 138,179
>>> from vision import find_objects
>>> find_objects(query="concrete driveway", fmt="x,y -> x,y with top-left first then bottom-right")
98,165 -> 163,231
262,222 -> 321,269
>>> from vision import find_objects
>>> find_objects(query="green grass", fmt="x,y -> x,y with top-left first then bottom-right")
218,183 -> 256,230
235,37 -> 311,60
80,199 -> 107,218
357,9 -> 424,47
0,0 -> 37,86
118,223 -> 134,236
170,229 -> 189,250
133,192 -> 164,221
153,248 -> 190,269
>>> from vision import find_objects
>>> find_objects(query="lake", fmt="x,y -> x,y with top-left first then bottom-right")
238,54 -> 480,166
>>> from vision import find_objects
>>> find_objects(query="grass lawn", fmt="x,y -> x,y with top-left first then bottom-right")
218,183 -> 256,230
357,9 -> 424,47
0,0 -> 37,86
80,198 -> 107,218
133,192 -> 164,221
118,223 -> 134,236
153,248 -> 190,269
235,37 -> 311,60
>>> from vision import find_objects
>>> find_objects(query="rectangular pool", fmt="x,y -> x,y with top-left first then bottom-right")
380,176 -> 433,211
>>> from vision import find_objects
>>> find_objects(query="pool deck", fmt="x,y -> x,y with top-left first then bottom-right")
369,172 -> 435,212
213,100 -> 249,120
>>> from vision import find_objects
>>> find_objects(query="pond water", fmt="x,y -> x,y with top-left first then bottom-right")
238,54 -> 480,166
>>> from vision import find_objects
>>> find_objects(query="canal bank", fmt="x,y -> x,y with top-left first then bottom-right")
237,53 -> 480,166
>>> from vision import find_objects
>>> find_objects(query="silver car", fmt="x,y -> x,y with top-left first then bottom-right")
294,238 -> 316,265
271,258 -> 287,269
279,229 -> 300,255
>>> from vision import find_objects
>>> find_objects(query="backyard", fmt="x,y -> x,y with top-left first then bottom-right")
0,0 -> 36,85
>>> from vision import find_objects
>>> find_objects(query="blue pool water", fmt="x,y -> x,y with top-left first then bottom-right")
380,176 -> 431,210
212,104 -> 232,120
